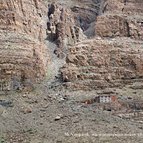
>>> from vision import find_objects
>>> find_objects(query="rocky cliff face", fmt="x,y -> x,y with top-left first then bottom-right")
46,0 -> 102,58
61,0 -> 143,90
0,0 -> 48,90
61,38 -> 143,90
96,0 -> 143,40
46,3 -> 86,58
1,0 -> 143,91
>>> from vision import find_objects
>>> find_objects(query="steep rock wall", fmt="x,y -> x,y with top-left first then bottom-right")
96,0 -> 143,40
61,0 -> 143,90
0,0 -> 49,90
61,38 -> 143,90
47,3 -> 86,58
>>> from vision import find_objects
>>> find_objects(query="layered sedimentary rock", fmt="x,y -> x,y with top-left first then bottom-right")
46,0 -> 102,58
0,0 -> 48,90
47,3 -> 86,58
96,0 -> 143,40
61,38 -> 143,90
61,0 -> 143,90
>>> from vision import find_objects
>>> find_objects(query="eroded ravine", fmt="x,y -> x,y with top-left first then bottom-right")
61,0 -> 143,90
44,0 -> 103,88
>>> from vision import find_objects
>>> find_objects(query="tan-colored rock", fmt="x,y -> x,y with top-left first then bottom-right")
96,0 -> 143,40
22,107 -> 32,114
47,3 -> 86,58
0,0 -> 49,90
61,37 -> 143,90
96,14 -> 143,40
61,0 -> 143,90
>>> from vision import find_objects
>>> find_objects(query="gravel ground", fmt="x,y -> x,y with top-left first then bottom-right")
0,81 -> 143,143
0,38 -> 143,143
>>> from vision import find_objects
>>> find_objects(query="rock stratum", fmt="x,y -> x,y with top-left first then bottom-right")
0,0 -> 48,90
46,0 -> 102,58
0,0 -> 143,91
46,3 -> 86,58
61,0 -> 143,90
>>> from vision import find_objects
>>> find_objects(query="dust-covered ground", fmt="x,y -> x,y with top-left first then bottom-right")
1,80 -> 143,143
1,41 -> 143,143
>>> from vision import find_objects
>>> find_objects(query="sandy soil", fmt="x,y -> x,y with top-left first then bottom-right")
1,79 -> 143,143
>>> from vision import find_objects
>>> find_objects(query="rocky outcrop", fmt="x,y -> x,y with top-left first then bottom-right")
47,3 -> 86,58
0,0 -> 49,90
46,0 -> 103,58
96,0 -> 143,40
61,0 -> 143,90
61,38 -> 143,90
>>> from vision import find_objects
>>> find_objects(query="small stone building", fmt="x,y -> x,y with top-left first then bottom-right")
95,95 -> 117,103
